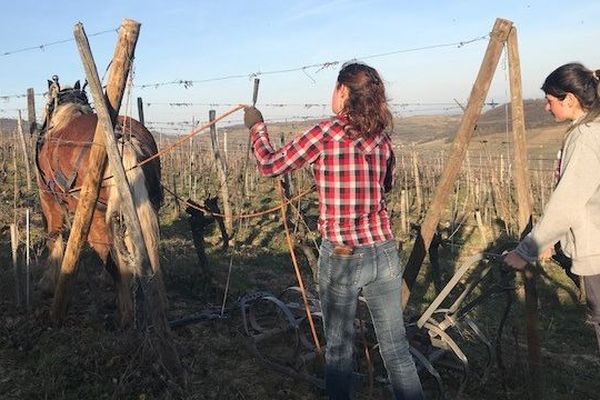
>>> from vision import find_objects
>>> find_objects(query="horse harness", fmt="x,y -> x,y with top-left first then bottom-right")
36,76 -> 109,212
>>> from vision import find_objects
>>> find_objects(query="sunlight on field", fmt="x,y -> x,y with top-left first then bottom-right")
1,101 -> 598,399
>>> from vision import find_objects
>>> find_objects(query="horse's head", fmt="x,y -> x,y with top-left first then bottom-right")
41,75 -> 93,134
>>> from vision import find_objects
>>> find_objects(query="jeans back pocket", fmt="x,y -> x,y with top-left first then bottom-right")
382,243 -> 403,279
322,250 -> 364,288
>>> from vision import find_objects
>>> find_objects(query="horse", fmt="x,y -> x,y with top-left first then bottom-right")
35,75 -> 164,326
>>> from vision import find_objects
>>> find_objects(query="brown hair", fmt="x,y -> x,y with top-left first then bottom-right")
337,62 -> 393,139
542,62 -> 600,126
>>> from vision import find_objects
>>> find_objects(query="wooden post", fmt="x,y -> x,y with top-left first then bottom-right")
188,129 -> 194,198
10,223 -> 21,307
209,110 -> 233,235
507,28 -> 533,229
171,173 -> 181,215
223,129 -> 228,172
400,189 -> 407,234
507,25 -> 542,399
17,111 -> 32,191
243,78 -> 260,198
12,130 -> 18,221
52,19 -> 141,321
70,20 -> 184,383
25,208 -> 30,310
281,133 -> 292,198
76,21 -> 156,310
401,18 -> 513,308
137,96 -> 145,125
27,88 -> 37,135
411,147 -> 422,217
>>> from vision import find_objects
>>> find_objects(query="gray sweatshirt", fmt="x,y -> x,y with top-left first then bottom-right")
515,119 -> 600,276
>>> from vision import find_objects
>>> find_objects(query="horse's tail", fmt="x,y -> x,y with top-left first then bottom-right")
106,137 -> 161,277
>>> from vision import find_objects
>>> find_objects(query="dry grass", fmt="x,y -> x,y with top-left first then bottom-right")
0,106 -> 599,399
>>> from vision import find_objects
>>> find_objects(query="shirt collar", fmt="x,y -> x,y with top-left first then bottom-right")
330,115 -> 388,152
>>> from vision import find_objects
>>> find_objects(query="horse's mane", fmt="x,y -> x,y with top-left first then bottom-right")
48,102 -> 94,132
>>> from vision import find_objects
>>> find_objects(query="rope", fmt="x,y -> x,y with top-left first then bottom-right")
277,180 -> 322,354
162,183 -> 316,220
66,104 -> 245,194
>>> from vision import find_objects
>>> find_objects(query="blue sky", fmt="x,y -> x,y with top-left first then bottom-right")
1,1 -> 599,130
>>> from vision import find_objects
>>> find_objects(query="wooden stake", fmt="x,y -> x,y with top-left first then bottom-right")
12,131 -> 21,306
507,25 -> 542,399
411,147 -> 422,217
188,124 -> 194,198
76,22 -> 149,287
74,20 -> 184,384
10,223 -> 21,307
52,19 -> 140,321
209,110 -> 233,236
136,96 -> 145,125
172,173 -> 181,216
474,209 -> 488,246
223,129 -> 228,171
252,78 -> 260,106
402,18 -> 513,307
17,111 -> 32,191
400,189 -> 407,234
12,130 -> 18,223
507,29 -> 533,229
243,78 -> 260,198
26,208 -> 30,310
27,88 -> 37,135
281,133 -> 293,198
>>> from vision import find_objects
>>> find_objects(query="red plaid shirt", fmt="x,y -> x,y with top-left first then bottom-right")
251,116 -> 396,246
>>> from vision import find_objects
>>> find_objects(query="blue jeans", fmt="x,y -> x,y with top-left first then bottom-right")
318,239 -> 424,400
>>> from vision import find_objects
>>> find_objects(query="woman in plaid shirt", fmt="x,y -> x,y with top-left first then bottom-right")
244,62 -> 424,400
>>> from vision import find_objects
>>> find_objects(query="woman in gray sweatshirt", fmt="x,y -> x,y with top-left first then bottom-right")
504,62 -> 600,353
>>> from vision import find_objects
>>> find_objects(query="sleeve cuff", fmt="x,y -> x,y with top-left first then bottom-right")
514,235 -> 539,263
250,122 -> 267,144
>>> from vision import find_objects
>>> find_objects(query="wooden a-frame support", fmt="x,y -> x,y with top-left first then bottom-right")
51,19 -> 185,384
401,18 -> 541,398
52,19 -> 140,321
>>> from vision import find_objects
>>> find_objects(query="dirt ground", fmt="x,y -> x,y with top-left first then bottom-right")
1,164 -> 599,400
1,211 -> 599,400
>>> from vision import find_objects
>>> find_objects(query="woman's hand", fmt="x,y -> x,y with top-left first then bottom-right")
503,250 -> 528,271
244,106 -> 264,129
539,247 -> 553,261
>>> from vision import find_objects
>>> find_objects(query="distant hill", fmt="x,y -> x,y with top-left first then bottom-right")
0,118 -> 17,134
0,99 -> 563,145
476,98 -> 561,133
231,100 -> 558,145
392,98 -> 562,144
393,114 -> 461,144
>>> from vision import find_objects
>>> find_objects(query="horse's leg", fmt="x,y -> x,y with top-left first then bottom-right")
38,190 -> 65,295
88,213 -> 134,328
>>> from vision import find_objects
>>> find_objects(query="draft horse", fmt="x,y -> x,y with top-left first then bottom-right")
36,75 -> 164,325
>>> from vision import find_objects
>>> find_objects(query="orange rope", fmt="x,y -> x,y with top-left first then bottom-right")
42,102 -> 323,357
277,180 -> 322,354
135,104 -> 245,170
163,183 -> 316,220
67,104 -> 245,194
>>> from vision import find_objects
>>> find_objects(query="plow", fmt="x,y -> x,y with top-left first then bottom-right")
239,251 -> 517,399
